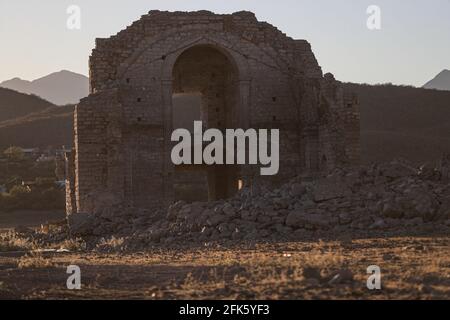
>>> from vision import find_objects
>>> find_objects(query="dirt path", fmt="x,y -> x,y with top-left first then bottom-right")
0,237 -> 448,299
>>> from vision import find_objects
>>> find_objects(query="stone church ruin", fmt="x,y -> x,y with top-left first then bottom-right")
66,10 -> 360,216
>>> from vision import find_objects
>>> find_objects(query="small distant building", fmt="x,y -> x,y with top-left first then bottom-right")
55,181 -> 66,189
20,148 -> 40,158
36,154 -> 56,162
55,146 -> 72,157
21,180 -> 36,187
22,178 -> 54,191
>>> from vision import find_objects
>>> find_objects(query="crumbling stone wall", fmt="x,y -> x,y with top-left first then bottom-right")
68,10 -> 360,215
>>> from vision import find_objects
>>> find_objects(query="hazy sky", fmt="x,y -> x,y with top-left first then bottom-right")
0,0 -> 449,86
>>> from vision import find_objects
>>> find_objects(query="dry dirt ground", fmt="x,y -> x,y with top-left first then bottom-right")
0,236 -> 448,300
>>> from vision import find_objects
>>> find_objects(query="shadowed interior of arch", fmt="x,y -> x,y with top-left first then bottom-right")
171,45 -> 240,203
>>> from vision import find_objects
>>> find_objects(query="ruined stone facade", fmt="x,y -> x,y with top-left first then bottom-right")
67,10 -> 360,215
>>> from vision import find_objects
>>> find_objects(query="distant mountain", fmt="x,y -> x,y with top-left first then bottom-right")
423,69 -> 450,91
0,70 -> 89,105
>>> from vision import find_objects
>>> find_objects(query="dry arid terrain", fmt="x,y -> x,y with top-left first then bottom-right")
0,235 -> 448,300
1,160 -> 449,300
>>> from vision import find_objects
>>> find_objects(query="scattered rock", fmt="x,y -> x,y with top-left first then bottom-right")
370,218 -> 387,230
290,183 -> 306,197
328,269 -> 354,285
68,212 -> 94,236
312,180 -> 352,202
285,211 -> 305,228
13,226 -> 33,235
62,159 -> 450,246
382,161 -> 417,179
303,266 -> 322,281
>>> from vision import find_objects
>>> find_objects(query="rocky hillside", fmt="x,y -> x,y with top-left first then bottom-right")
0,87 -> 55,122
0,88 -> 73,150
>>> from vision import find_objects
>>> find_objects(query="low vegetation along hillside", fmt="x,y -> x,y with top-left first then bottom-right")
345,83 -> 450,164
0,88 -> 55,122
0,88 -> 73,150
1,84 -> 449,163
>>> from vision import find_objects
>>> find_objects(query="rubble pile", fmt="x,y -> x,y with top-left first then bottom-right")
69,159 -> 450,246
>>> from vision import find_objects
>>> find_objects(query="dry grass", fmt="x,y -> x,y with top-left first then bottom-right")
17,253 -> 54,269
0,232 -> 37,252
58,238 -> 87,252
0,237 -> 448,299
95,236 -> 126,253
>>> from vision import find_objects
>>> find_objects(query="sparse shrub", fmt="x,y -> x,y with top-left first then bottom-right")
58,238 -> 86,252
9,185 -> 31,197
0,232 -> 36,252
95,236 -> 125,252
18,253 -> 53,269
3,146 -> 24,162
0,281 -> 9,295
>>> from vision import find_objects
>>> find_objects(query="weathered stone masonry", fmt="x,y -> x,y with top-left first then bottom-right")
66,10 -> 360,215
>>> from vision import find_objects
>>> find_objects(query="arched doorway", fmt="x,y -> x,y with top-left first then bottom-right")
171,45 -> 240,202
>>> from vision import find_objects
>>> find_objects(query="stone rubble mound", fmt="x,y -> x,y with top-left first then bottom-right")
69,158 -> 450,245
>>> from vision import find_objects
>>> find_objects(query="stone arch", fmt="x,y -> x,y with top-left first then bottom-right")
159,37 -> 252,130
115,32 -> 252,84
168,44 -> 241,202
160,35 -> 251,82
159,40 -> 253,205
160,40 -> 252,204
171,44 -> 239,125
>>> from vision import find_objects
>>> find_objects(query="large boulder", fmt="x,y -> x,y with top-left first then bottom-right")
67,212 -> 95,236
381,161 -> 417,179
285,211 -> 335,230
311,179 -> 352,202
290,183 -> 307,197
285,210 -> 306,228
